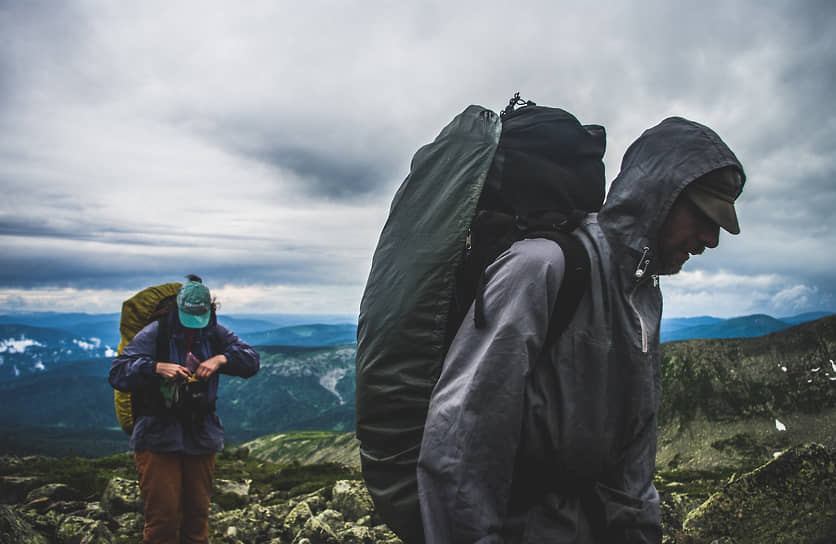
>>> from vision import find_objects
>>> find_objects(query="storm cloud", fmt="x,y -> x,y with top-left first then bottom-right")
0,0 -> 834,317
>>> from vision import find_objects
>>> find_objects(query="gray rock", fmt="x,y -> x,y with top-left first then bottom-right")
42,500 -> 91,517
339,525 -> 378,544
0,504 -> 48,544
316,508 -> 345,532
683,442 -> 836,543
55,515 -> 113,544
294,514 -> 340,544
291,490 -> 327,514
329,480 -> 374,522
214,478 -> 251,508
25,483 -> 81,504
100,476 -> 142,516
112,511 -> 143,537
284,501 -> 314,540
210,503 -> 289,543
367,525 -> 403,544
0,476 -> 44,505
20,507 -> 64,538
230,446 -> 250,460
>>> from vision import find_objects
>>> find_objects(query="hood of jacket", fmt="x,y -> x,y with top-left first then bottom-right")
597,116 -> 745,280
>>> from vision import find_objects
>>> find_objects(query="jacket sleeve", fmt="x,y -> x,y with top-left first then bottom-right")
108,321 -> 161,392
215,324 -> 260,378
417,239 -> 566,543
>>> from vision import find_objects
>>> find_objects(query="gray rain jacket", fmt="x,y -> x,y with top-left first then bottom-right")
417,117 -> 745,543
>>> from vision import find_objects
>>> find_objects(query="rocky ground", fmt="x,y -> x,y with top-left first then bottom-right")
0,447 -> 399,544
1,443 -> 834,543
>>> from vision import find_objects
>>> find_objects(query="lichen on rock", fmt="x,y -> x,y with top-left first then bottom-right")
0,504 -> 48,544
99,476 -> 141,516
682,442 -> 836,543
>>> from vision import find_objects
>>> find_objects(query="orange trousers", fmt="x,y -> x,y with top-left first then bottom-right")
134,451 -> 216,544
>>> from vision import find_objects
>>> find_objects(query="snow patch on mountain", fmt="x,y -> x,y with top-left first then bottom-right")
72,338 -> 102,350
319,368 -> 349,404
267,347 -> 355,377
0,336 -> 44,353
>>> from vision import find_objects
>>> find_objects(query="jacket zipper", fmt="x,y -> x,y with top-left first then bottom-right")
631,246 -> 652,353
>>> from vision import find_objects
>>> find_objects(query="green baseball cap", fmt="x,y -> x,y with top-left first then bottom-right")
177,281 -> 212,329
683,166 -> 745,235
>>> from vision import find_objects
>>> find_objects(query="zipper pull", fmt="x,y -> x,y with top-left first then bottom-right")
465,228 -> 472,257
635,247 -> 651,280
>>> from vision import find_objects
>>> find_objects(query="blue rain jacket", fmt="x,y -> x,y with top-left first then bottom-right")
109,312 -> 259,455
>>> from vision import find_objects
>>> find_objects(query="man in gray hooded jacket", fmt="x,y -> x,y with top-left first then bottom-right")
417,117 -> 746,543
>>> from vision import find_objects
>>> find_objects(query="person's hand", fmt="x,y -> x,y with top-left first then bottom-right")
194,354 -> 228,381
155,362 -> 192,381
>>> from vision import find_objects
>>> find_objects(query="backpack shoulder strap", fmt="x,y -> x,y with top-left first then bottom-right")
466,210 -> 590,336
155,313 -> 171,363
209,321 -> 223,356
522,230 -> 590,345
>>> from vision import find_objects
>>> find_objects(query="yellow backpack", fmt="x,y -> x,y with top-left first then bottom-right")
114,282 -> 182,435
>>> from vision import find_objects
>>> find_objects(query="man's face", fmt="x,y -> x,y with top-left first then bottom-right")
658,193 -> 721,275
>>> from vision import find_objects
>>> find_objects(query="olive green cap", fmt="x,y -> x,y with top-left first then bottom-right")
684,166 -> 745,234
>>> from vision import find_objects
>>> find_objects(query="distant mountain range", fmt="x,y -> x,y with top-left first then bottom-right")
0,312 -> 357,352
239,324 -> 357,347
0,309 -> 833,458
659,311 -> 834,343
1,309 -> 831,356
0,313 -> 356,381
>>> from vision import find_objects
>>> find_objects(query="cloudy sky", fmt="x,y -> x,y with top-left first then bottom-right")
1,0 -> 834,319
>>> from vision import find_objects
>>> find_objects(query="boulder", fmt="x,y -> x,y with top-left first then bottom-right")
23,507 -> 65,538
229,446 -> 250,460
39,500 -> 89,516
290,490 -> 327,514
0,504 -> 48,544
339,525 -> 378,544
214,478 -> 252,508
55,515 -> 113,544
112,511 -> 143,538
284,501 -> 314,540
100,477 -> 142,516
25,483 -> 81,504
660,491 -> 704,543
329,480 -> 374,522
0,476 -> 43,505
682,442 -> 836,543
210,503 -> 289,543
316,508 -> 344,531
294,513 -> 340,544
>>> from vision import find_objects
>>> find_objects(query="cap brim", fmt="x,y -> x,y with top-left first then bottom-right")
686,186 -> 741,235
179,309 -> 210,329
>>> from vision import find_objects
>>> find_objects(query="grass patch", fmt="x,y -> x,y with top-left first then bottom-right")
215,447 -> 360,499
0,453 -> 136,500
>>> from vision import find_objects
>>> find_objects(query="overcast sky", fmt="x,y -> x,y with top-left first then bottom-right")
1,0 -> 834,319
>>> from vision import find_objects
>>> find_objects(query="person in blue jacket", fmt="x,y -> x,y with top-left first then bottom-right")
109,275 -> 260,544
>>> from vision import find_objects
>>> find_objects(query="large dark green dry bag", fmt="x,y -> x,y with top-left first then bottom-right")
356,101 -> 606,543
